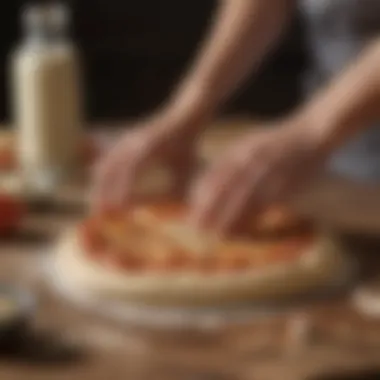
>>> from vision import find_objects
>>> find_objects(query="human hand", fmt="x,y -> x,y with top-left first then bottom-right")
92,112 -> 201,213
188,121 -> 326,236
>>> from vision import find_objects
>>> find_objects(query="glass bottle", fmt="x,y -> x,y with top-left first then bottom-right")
10,2 -> 82,198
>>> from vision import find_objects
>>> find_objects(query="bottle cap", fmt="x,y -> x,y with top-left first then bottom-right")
21,4 -> 50,40
21,2 -> 71,43
47,2 -> 70,38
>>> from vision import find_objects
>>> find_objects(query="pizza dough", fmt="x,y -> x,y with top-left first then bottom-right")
52,203 -> 349,306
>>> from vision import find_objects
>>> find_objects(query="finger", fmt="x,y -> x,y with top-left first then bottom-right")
91,149 -> 130,213
215,165 -> 268,236
257,161 -> 307,206
91,156 -> 118,214
109,156 -> 143,209
188,162 -> 240,229
256,170 -> 288,205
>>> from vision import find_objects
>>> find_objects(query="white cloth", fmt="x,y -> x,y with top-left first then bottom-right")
300,0 -> 380,181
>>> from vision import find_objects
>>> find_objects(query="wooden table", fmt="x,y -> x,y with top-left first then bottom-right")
2,122 -> 380,380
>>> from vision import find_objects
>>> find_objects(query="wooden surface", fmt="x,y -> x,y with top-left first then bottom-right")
1,123 -> 380,380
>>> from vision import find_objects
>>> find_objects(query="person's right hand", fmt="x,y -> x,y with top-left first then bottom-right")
91,112 -> 200,213
188,120 -> 326,236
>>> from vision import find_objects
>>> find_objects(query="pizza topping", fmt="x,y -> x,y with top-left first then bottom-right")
250,206 -> 312,237
199,256 -> 219,274
218,253 -> 252,272
80,222 -> 106,252
146,250 -> 192,272
270,235 -> 315,262
79,203 -> 316,274
99,249 -> 144,272
158,222 -> 218,257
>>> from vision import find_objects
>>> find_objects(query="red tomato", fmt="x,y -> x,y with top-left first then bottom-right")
0,194 -> 25,234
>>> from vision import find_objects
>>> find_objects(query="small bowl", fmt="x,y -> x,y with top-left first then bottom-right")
0,285 -> 36,347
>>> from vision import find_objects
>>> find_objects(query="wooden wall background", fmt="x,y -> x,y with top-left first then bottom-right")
0,1 -> 308,124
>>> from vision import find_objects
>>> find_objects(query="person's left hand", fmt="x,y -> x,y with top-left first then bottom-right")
188,121 -> 326,236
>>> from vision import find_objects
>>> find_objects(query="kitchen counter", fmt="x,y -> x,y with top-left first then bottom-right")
1,121 -> 380,380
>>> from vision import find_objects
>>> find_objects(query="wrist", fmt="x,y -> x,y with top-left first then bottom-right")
156,98 -> 211,137
289,108 -> 342,157
168,78 -> 218,122
143,104 -> 207,145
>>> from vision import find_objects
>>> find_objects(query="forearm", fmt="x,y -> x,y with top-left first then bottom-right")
295,41 -> 380,154
166,0 -> 296,127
